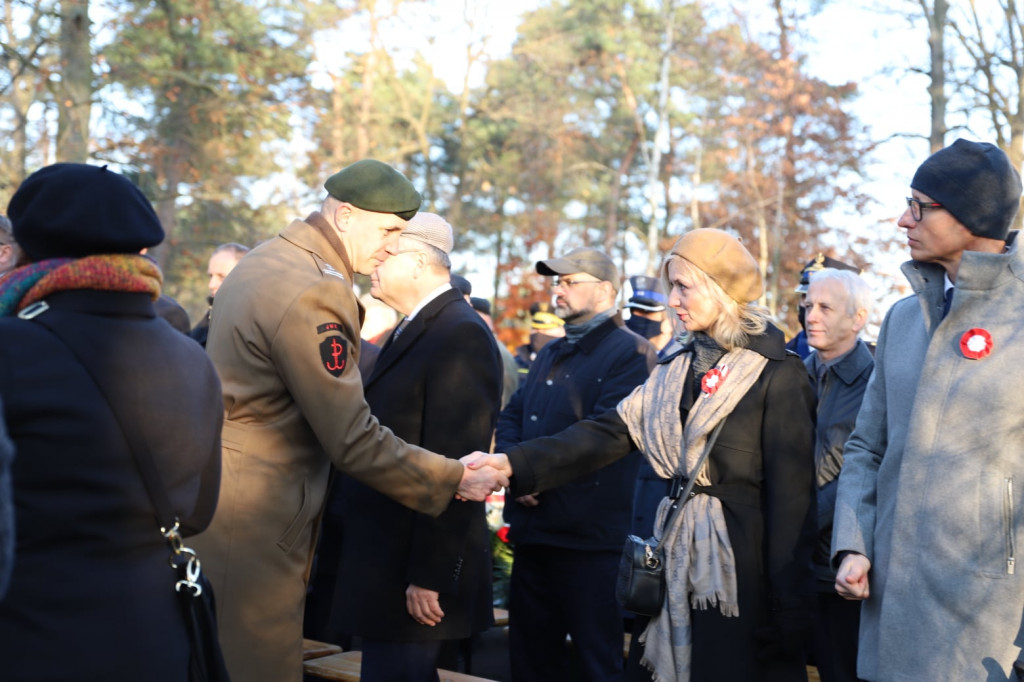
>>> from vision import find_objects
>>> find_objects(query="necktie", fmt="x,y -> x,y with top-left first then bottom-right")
392,317 -> 410,341
942,287 -> 954,319
816,362 -> 828,399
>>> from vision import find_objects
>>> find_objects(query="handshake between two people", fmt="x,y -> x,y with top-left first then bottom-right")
454,452 -> 513,501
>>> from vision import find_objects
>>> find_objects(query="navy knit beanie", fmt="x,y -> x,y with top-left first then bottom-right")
8,163 -> 165,262
911,139 -> 1022,241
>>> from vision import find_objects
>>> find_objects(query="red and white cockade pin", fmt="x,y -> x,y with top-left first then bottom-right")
701,365 -> 731,395
960,328 -> 993,360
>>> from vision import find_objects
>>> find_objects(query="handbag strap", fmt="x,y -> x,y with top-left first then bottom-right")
654,418 -> 726,547
20,302 -> 204,593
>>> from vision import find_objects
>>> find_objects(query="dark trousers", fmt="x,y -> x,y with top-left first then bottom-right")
811,591 -> 861,682
509,545 -> 624,682
360,638 -> 442,682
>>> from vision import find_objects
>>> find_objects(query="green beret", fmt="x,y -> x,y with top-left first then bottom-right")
324,159 -> 422,221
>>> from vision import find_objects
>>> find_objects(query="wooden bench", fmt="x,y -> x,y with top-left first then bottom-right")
303,651 -> 499,682
302,638 -> 343,660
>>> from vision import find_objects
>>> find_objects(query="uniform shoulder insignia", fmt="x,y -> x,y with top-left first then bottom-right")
320,335 -> 349,377
317,322 -> 343,335
322,263 -> 346,281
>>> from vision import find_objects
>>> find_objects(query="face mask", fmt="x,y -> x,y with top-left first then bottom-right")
626,315 -> 662,340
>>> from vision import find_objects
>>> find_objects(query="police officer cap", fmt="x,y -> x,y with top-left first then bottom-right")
324,159 -> 422,221
626,275 -> 667,312
529,301 -> 564,330
796,253 -> 860,293
9,163 -> 164,262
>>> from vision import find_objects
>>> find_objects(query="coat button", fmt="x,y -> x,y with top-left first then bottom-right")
530,414 -> 538,421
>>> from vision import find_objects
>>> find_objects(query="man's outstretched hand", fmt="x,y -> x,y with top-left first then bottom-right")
461,451 -> 512,477
455,458 -> 510,501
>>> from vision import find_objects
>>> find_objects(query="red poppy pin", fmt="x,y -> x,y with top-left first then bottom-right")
701,365 -> 731,395
960,328 -> 993,360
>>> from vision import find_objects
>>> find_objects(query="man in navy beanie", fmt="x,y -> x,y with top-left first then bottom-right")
832,139 -> 1024,680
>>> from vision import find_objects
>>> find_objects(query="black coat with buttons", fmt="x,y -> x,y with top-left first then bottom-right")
497,313 -> 657,551
0,290 -> 223,682
331,289 -> 502,641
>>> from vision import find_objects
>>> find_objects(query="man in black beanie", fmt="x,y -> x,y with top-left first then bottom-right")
832,139 -> 1024,681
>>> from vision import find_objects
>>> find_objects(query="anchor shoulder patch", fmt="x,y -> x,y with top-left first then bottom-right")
319,335 -> 348,377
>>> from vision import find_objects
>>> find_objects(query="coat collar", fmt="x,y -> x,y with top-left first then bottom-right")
806,338 -> 873,387
669,323 -> 788,364
365,288 -> 465,386
279,211 -> 355,283
902,230 -> 1022,329
551,312 -> 626,357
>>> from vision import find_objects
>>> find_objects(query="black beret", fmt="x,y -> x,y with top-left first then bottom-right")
911,138 -> 1022,241
324,159 -> 422,221
450,273 -> 472,297
470,296 -> 492,316
8,163 -> 164,261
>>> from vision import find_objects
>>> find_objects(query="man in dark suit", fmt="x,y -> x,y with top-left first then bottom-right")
330,212 -> 503,681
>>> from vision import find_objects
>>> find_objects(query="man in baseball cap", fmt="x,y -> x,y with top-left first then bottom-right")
497,245 -> 656,681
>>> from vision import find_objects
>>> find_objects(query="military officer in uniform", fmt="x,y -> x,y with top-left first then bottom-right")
191,159 -> 508,682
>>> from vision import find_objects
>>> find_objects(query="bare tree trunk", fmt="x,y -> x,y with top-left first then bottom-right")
645,1 -> 674,274
604,135 -> 638,256
921,0 -> 948,152
57,0 -> 91,162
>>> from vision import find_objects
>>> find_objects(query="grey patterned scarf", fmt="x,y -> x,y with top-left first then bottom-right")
616,346 -> 768,681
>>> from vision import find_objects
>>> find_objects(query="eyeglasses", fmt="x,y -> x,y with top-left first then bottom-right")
551,277 -> 602,290
906,197 -> 943,222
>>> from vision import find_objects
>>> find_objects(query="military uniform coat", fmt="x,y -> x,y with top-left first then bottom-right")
332,287 -> 502,641
833,234 -> 1024,681
191,214 -> 465,682
0,290 -> 223,682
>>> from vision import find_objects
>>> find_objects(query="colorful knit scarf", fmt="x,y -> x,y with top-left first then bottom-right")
0,254 -> 162,317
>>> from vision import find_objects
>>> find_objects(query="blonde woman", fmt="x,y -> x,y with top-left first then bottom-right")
468,229 -> 817,681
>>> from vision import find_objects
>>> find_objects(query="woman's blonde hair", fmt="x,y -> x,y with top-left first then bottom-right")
662,254 -> 771,350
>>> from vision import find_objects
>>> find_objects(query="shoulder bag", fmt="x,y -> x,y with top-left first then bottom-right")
21,302 -> 231,682
615,420 -> 725,617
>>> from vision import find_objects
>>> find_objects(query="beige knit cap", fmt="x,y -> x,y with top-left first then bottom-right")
668,229 -> 763,304
402,211 -> 454,254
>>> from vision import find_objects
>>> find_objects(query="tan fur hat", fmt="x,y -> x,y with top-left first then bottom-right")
668,228 -> 763,304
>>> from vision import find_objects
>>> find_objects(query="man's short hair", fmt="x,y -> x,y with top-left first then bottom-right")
399,236 -> 450,271
212,242 -> 250,260
809,268 -> 872,321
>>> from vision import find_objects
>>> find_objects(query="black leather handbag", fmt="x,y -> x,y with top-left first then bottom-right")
616,421 -> 724,617
26,305 -> 231,682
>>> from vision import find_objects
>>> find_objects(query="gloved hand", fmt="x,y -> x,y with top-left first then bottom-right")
756,607 -> 812,663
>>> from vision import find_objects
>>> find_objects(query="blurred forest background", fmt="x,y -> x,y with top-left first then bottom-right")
1,0 -> 1021,345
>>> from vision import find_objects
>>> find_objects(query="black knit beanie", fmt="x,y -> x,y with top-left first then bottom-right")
910,139 -> 1022,241
8,163 -> 164,261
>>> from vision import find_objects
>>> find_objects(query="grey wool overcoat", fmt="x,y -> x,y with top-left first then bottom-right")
833,233 -> 1024,681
